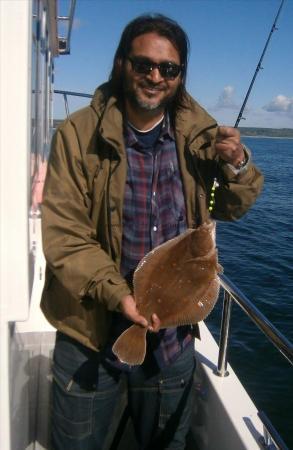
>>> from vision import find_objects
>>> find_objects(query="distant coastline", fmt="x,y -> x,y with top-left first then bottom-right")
53,120 -> 293,139
239,127 -> 293,139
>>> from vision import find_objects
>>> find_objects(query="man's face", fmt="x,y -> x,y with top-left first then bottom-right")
123,32 -> 182,113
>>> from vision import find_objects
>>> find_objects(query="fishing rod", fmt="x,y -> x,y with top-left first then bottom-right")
209,0 -> 285,214
234,0 -> 285,128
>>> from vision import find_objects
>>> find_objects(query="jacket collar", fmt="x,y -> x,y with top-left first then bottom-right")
91,83 -> 125,159
90,83 -> 217,154
175,92 -> 217,142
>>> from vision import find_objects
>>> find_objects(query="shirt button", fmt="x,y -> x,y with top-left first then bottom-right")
153,226 -> 157,231
153,191 -> 156,196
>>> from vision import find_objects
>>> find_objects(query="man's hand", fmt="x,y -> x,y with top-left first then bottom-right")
215,126 -> 245,168
119,294 -> 161,332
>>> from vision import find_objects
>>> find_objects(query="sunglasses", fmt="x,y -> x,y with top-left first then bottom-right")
127,57 -> 183,80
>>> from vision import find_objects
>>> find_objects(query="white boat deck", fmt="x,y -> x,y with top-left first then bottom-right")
193,322 -> 264,450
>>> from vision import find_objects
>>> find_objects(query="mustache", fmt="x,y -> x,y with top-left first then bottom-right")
140,81 -> 165,90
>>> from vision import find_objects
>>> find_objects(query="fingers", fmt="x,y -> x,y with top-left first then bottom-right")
216,126 -> 240,150
135,313 -> 149,328
217,126 -> 240,139
119,295 -> 148,328
148,313 -> 161,333
215,125 -> 244,165
119,296 -> 161,332
217,126 -> 241,148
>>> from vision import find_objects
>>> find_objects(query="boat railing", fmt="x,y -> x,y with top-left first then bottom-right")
218,273 -> 292,450
53,89 -> 293,450
217,273 -> 293,375
54,89 -> 93,118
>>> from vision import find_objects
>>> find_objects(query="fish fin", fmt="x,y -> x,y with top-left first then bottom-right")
112,325 -> 147,366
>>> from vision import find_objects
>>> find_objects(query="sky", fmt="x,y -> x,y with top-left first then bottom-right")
54,0 -> 293,128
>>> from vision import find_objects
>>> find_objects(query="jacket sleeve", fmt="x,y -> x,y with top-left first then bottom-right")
41,127 -> 131,311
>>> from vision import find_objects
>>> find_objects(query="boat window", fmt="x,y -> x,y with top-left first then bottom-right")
30,0 -> 53,214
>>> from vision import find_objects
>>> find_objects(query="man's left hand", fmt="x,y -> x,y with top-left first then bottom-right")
119,295 -> 161,332
215,126 -> 245,168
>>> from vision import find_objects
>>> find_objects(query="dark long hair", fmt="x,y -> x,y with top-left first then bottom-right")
109,14 -> 190,114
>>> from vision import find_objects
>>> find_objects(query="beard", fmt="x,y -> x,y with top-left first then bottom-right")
123,78 -> 178,112
129,94 -> 163,111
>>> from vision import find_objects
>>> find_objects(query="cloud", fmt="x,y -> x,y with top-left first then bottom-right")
215,85 -> 238,110
205,89 -> 293,127
263,95 -> 293,113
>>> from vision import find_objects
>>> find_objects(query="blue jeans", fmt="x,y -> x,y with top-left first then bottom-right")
51,332 -> 196,450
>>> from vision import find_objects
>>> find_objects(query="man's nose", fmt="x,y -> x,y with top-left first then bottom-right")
147,67 -> 164,83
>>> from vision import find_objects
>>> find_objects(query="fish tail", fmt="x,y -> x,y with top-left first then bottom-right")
112,325 -> 147,366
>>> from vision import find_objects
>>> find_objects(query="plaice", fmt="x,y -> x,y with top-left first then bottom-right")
112,221 -> 222,365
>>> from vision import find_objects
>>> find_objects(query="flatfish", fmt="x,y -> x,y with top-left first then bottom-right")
112,221 -> 222,365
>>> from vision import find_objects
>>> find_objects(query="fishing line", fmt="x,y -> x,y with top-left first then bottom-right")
209,0 -> 285,215
234,0 -> 285,128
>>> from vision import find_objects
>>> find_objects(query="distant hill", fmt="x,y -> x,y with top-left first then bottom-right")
53,119 -> 64,129
53,120 -> 293,138
239,127 -> 293,138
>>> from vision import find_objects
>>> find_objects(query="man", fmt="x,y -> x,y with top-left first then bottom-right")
41,14 -> 263,450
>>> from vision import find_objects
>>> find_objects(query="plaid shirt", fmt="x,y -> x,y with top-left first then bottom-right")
106,114 -> 193,371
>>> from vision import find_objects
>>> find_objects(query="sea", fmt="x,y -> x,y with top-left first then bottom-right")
206,137 -> 293,449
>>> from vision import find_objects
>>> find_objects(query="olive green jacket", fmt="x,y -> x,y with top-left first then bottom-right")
41,83 -> 263,351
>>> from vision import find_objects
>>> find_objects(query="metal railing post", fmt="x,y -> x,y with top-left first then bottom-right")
258,411 -> 289,450
54,90 -> 93,120
63,93 -> 69,118
216,290 -> 233,377
219,274 -> 293,366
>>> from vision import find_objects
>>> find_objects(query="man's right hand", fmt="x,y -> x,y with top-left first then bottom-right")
119,295 -> 161,332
